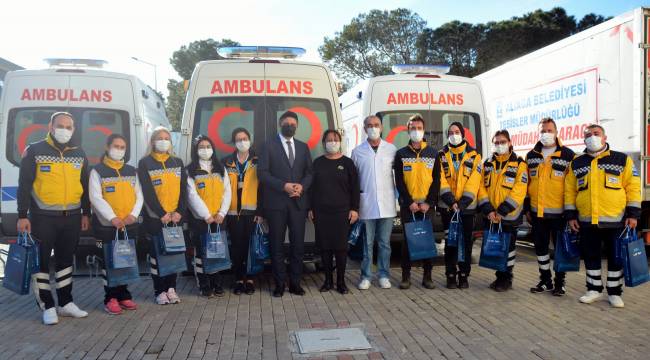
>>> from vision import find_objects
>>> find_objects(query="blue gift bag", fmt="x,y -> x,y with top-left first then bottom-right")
102,239 -> 140,287
158,224 -> 186,254
198,226 -> 231,274
3,232 -> 39,295
348,222 -> 365,261
404,213 -> 437,261
348,221 -> 364,246
554,228 -> 580,272
151,231 -> 187,277
619,227 -> 650,287
109,229 -> 137,269
479,223 -> 509,272
203,225 -> 227,259
560,225 -> 580,259
447,211 -> 462,247
251,224 -> 270,260
247,236 -> 264,275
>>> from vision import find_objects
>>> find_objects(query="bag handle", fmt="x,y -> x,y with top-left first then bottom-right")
411,211 -> 425,222
489,221 -> 502,234
256,223 -> 264,234
451,210 -> 461,223
114,228 -> 130,242
18,231 -> 34,246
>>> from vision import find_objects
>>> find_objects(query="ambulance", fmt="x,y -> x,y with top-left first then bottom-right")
178,46 -> 343,258
0,59 -> 170,239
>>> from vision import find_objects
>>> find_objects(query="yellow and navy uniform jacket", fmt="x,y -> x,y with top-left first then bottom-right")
437,141 -> 482,214
186,163 -> 226,219
92,157 -> 138,226
525,140 -> 575,218
564,144 -> 641,227
394,141 -> 437,207
137,152 -> 187,219
223,152 -> 263,216
478,152 -> 529,225
17,133 -> 90,217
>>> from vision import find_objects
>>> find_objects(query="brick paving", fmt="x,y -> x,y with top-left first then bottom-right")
1,258 -> 650,359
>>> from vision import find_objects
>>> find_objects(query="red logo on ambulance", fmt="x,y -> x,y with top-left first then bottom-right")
210,80 -> 313,95
20,89 -> 113,102
386,92 -> 464,106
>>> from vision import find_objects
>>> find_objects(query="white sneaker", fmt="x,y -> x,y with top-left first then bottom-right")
155,292 -> 170,305
42,308 -> 59,325
57,302 -> 88,318
608,295 -> 624,308
358,279 -> 371,290
579,290 -> 603,304
378,277 -> 392,289
167,288 -> 181,304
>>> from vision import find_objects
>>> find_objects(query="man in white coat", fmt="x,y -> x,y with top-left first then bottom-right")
351,115 -> 397,290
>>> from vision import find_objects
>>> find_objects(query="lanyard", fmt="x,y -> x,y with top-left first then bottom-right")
452,151 -> 465,172
236,159 -> 249,182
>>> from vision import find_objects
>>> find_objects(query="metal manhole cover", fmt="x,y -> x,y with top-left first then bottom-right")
295,327 -> 372,354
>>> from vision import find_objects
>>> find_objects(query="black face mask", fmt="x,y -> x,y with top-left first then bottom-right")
281,124 -> 296,138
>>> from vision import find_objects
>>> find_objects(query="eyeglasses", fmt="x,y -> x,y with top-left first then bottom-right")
493,140 -> 508,145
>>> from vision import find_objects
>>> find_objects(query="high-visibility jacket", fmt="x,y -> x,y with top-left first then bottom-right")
564,144 -> 641,227
478,152 -> 528,225
394,141 -> 436,206
91,157 -> 138,223
525,140 -> 575,218
223,152 -> 261,216
186,162 -> 230,220
137,152 -> 187,218
438,141 -> 482,213
17,133 -> 90,217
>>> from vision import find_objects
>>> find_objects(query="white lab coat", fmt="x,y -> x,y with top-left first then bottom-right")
351,140 -> 397,220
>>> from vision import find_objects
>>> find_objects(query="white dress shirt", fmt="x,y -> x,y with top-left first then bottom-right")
279,134 -> 295,160
89,169 -> 144,227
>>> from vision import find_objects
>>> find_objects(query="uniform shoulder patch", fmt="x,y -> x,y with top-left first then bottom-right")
521,172 -> 528,184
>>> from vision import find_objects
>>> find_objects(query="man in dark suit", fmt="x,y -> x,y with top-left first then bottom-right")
258,111 -> 314,297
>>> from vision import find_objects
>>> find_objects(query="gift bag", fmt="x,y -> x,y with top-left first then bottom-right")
247,236 -> 264,275
203,225 -> 227,259
151,231 -> 187,277
620,227 -> 650,287
404,213 -> 437,261
102,239 -> 140,287
199,226 -> 231,274
109,229 -> 137,269
554,228 -> 580,272
250,224 -> 270,260
479,223 -> 509,272
447,211 -> 462,247
560,224 -> 580,259
3,232 -> 39,295
348,222 -> 365,261
159,224 -> 186,254
348,221 -> 364,246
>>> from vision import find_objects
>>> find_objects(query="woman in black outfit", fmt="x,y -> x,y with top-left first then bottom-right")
309,130 -> 360,294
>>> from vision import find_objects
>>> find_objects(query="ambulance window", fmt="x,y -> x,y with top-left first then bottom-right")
6,108 -> 55,165
270,98 -> 333,158
193,97 -> 257,160
79,110 -> 130,164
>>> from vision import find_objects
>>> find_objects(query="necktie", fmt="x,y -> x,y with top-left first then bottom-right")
287,140 -> 295,167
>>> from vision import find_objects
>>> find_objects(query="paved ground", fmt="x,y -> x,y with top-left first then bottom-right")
1,253 -> 649,360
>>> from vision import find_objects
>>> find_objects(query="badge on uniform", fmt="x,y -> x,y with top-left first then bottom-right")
553,170 -> 563,177
39,165 -> 51,172
238,181 -> 244,189
608,176 -> 619,184
530,169 -> 537,177
105,186 -> 116,193
152,179 -> 162,186
337,165 -> 344,170
578,178 -> 585,186
521,173 -> 528,184
403,165 -> 412,172
73,163 -> 82,169
505,177 -> 515,184
197,182 -> 206,189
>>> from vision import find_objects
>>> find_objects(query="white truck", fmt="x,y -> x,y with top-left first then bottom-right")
475,7 -> 650,241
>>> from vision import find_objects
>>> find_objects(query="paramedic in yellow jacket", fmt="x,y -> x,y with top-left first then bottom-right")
437,122 -> 482,289
17,111 -> 90,325
525,118 -> 575,296
478,130 -> 528,292
564,124 -> 641,308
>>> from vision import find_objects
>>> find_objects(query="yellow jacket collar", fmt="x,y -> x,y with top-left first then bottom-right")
408,141 -> 427,152
45,133 -> 76,152
151,152 -> 170,163
103,156 -> 124,170
495,152 -> 512,162
450,142 -> 467,154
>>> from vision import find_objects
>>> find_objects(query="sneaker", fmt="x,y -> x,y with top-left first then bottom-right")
167,288 -> 181,304
579,290 -> 603,304
119,299 -> 138,310
104,298 -> 123,315
42,307 -> 59,325
378,277 -> 391,289
552,282 -> 566,297
155,292 -> 170,305
608,295 -> 624,308
530,280 -> 554,293
233,282 -> 244,295
358,279 -> 371,290
57,302 -> 88,318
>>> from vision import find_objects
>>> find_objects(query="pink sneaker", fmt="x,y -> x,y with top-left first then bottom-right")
104,298 -> 122,315
119,299 -> 138,310
167,288 -> 181,304
155,292 -> 170,305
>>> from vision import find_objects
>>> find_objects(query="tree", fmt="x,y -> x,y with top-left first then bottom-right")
319,8 -> 426,87
416,21 -> 484,77
165,38 -> 240,130
577,13 -> 612,32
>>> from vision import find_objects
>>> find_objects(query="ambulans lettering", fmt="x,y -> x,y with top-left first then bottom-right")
20,88 -> 113,102
210,80 -> 314,95
386,92 -> 464,106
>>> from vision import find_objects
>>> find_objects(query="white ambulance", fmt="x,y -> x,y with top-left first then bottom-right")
178,46 -> 343,257
0,59 -> 170,238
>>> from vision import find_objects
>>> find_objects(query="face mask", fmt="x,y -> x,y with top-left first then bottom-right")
108,148 -> 125,161
53,128 -> 73,144
366,127 -> 381,140
585,136 -> 603,152
155,139 -> 171,152
236,140 -> 251,152
540,132 -> 556,147
409,130 -> 424,143
281,124 -> 296,138
198,148 -> 213,160
325,141 -> 340,154
448,134 -> 463,146
494,144 -> 509,155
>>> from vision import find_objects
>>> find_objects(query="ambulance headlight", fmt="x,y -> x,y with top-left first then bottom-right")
391,64 -> 450,75
218,46 -> 306,59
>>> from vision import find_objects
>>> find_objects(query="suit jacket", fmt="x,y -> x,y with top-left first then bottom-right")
258,135 -> 313,210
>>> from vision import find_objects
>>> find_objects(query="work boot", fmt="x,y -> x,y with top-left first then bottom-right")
320,272 -> 333,292
458,273 -> 469,289
446,274 -> 458,289
422,270 -> 435,289
399,273 -> 411,289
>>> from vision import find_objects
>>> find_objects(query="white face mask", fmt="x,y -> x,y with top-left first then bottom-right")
198,148 -> 213,160
154,139 -> 171,152
540,132 -> 556,147
325,141 -> 341,154
448,134 -> 463,146
108,148 -> 125,161
585,135 -> 603,152
53,128 -> 73,144
409,130 -> 424,143
366,127 -> 381,140
494,144 -> 510,155
235,140 -> 251,152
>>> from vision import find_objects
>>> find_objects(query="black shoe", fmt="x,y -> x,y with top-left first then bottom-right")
399,274 -> 411,289
422,271 -> 435,289
320,273 -> 333,292
458,274 -> 469,289
289,284 -> 306,296
213,284 -> 225,297
336,281 -> 349,294
552,280 -> 566,296
530,280 -> 554,293
233,282 -> 244,295
446,274 -> 458,289
200,288 -> 214,298
490,279 -> 511,292
244,281 -> 255,295
273,285 -> 285,297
